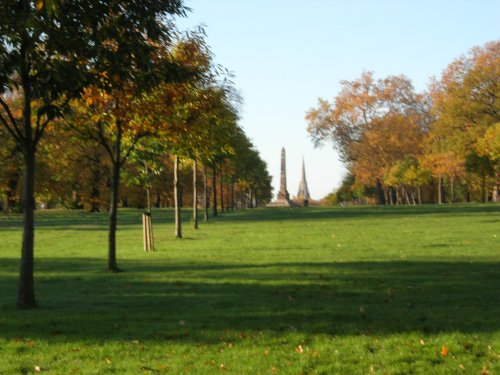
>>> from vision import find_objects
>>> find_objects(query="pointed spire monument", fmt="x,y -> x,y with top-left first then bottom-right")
297,158 -> 311,206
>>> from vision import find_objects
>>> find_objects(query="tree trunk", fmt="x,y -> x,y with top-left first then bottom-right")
90,164 -> 101,212
417,186 -> 422,205
402,185 -> 411,205
231,181 -> 235,210
192,160 -> 198,229
174,155 -> 182,238
482,173 -> 487,203
212,162 -> 217,217
493,175 -> 499,202
450,178 -> 454,203
17,47 -> 37,307
220,169 -> 224,213
203,163 -> 209,222
375,180 -> 386,205
146,188 -> 151,211
17,148 -> 37,308
107,160 -> 120,272
4,169 -> 20,213
438,176 -> 442,204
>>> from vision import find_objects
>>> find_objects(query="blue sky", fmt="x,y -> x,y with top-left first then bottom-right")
178,0 -> 499,199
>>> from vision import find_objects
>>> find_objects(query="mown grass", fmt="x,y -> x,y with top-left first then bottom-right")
0,204 -> 499,374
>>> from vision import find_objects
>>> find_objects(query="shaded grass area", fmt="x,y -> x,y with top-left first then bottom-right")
0,205 -> 499,374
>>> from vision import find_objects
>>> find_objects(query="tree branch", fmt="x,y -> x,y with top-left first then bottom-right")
0,112 -> 22,144
0,97 -> 24,141
119,132 -> 150,167
96,120 -> 116,164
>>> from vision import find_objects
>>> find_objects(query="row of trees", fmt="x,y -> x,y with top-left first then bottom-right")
308,41 -> 499,205
0,0 -> 271,308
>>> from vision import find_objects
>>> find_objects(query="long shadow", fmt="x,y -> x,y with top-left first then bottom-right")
0,208 -> 189,231
0,258 -> 498,343
215,204 -> 500,223
1,205 -> 498,230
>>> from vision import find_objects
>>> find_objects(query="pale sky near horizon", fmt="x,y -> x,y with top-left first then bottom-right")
178,0 -> 499,199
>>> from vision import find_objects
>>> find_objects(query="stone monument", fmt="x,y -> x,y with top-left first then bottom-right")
296,158 -> 311,206
272,147 -> 292,207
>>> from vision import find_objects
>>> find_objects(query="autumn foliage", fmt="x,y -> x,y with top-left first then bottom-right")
307,40 -> 499,204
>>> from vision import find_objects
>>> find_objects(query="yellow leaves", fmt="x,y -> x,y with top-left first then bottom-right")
36,0 -> 44,10
295,345 -> 304,354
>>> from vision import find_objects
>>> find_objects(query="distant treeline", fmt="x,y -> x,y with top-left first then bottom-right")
308,41 -> 499,205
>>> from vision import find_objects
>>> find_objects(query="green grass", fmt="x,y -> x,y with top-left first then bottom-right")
0,204 -> 499,374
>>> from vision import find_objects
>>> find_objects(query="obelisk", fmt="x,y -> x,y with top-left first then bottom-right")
296,158 -> 311,206
276,147 -> 291,206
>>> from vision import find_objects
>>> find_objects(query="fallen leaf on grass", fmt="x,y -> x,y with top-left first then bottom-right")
441,346 -> 449,357
295,345 -> 304,354
34,366 -> 41,372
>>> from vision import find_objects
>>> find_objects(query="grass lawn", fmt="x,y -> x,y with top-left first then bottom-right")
0,204 -> 499,374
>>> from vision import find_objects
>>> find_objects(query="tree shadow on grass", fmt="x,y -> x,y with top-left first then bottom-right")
0,208 -> 188,231
215,204 -> 500,223
1,205 -> 498,231
0,258 -> 498,343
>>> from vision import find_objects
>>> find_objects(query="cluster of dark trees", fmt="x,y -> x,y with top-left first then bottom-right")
0,0 -> 271,308
309,41 -> 499,205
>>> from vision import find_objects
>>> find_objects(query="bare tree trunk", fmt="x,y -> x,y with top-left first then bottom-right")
482,173 -> 488,203
4,169 -> 20,213
493,175 -> 499,202
17,35 -> 37,307
17,147 -> 37,308
146,188 -> 151,211
203,163 -> 209,222
174,155 -> 182,238
89,163 -> 101,212
220,169 -> 224,213
402,185 -> 411,205
438,176 -> 442,204
212,162 -> 217,217
192,160 -> 198,229
107,159 -> 120,272
417,186 -> 422,205
450,178 -> 454,203
231,180 -> 235,210
375,180 -> 386,205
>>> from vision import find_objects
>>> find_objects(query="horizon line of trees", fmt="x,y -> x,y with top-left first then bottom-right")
308,40 -> 499,206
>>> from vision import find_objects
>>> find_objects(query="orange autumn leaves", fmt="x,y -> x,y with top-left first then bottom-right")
306,40 -> 499,202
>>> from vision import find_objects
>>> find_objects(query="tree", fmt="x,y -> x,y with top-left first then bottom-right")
428,41 -> 499,201
385,156 -> 431,205
306,72 -> 430,204
0,0 -> 186,307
